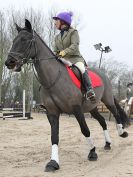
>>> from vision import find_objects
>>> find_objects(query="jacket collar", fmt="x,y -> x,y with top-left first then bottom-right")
61,30 -> 69,40
57,30 -> 68,43
57,27 -> 75,42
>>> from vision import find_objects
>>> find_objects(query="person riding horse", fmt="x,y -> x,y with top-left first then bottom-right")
126,82 -> 133,103
5,19 -> 130,172
53,11 -> 96,101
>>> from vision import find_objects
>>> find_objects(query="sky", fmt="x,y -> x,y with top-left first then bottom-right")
0,0 -> 133,69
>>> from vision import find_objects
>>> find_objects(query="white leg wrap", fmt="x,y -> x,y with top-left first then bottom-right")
103,130 -> 111,143
117,124 -> 124,135
51,144 -> 59,164
86,137 -> 95,150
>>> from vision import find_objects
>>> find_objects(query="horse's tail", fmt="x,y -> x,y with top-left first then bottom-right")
114,97 -> 131,128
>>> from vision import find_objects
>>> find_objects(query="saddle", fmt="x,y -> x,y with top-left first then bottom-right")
66,65 -> 103,90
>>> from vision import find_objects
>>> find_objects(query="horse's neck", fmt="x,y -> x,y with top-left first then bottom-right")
35,34 -> 54,60
34,34 -> 61,85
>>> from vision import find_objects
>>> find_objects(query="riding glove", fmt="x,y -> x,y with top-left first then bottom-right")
59,50 -> 66,57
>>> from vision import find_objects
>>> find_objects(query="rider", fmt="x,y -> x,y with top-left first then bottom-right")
53,11 -> 96,100
126,82 -> 133,102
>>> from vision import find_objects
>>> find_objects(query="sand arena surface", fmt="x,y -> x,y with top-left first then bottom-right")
0,113 -> 133,177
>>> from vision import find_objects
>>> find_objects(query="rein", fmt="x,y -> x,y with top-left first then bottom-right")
8,31 -> 61,89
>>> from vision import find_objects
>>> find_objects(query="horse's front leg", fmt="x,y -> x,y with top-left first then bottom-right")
45,114 -> 60,172
73,105 -> 98,161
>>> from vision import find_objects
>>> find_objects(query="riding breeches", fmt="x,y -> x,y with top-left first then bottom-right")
59,58 -> 86,74
74,62 -> 86,74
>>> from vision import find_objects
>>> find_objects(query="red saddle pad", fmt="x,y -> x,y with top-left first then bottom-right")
66,66 -> 103,89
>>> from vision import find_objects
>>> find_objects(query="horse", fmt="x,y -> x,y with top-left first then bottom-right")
120,97 -> 133,117
5,19 -> 130,172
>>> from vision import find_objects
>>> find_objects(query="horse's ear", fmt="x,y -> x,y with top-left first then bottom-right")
25,19 -> 32,32
15,23 -> 22,33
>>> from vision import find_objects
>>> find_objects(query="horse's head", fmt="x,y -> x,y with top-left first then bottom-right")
5,19 -> 35,72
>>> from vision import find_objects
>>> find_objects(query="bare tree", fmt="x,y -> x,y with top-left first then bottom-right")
0,11 -> 11,104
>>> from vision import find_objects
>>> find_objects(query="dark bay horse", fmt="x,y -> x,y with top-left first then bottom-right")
5,19 -> 130,172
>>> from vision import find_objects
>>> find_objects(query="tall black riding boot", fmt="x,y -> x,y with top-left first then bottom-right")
82,71 -> 96,101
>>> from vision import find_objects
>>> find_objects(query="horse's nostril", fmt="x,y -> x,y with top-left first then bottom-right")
10,60 -> 15,63
5,57 -> 17,69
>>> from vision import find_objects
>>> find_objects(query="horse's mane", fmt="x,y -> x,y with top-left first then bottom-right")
34,31 -> 56,58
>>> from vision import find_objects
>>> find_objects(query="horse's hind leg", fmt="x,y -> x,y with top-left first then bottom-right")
106,103 -> 128,138
102,95 -> 128,138
73,105 -> 98,161
90,107 -> 111,150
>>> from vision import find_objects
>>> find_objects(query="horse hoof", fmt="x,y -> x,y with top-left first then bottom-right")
45,160 -> 59,172
88,147 -> 98,161
104,142 -> 111,150
120,131 -> 128,138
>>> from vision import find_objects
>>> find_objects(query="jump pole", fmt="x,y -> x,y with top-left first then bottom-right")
23,90 -> 26,118
1,90 -> 32,120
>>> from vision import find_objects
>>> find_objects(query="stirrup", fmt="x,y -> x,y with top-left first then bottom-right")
86,90 -> 96,101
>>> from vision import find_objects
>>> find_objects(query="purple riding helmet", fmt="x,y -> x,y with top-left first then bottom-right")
53,11 -> 73,25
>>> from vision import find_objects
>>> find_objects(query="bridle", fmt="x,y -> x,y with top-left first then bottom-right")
8,33 -> 36,66
8,30 -> 61,89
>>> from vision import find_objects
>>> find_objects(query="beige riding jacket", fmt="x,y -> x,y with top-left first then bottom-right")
54,27 -> 85,64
